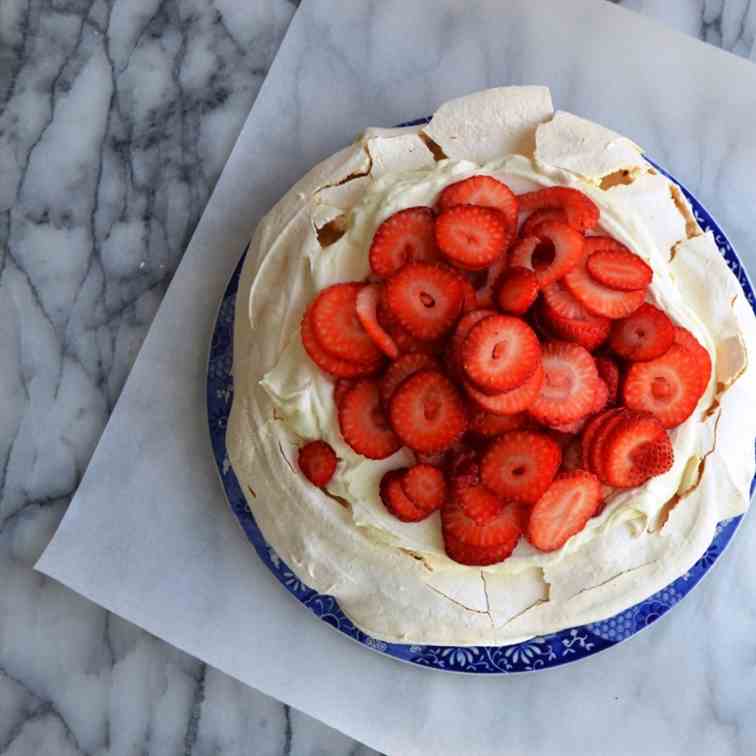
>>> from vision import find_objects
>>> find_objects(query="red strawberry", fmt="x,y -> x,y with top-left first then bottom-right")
355,284 -> 399,359
401,463 -> 447,511
369,206 -> 437,278
461,314 -> 542,393
435,205 -> 511,270
526,471 -> 601,552
301,305 -> 383,378
520,207 -> 568,237
540,298 -> 611,352
594,356 -> 620,403
441,492 -> 523,566
580,408 -> 620,473
623,344 -> 703,428
380,470 -> 433,522
385,262 -> 464,340
564,237 -> 647,319
389,369 -> 467,453
298,441 -> 337,487
311,283 -> 384,364
457,275 -> 479,313
528,341 -> 600,424
469,409 -> 527,438
542,279 -> 589,321
449,308 -> 496,375
586,243 -> 652,291
464,363 -> 544,415
509,221 -> 584,287
518,187 -> 600,232
561,437 -> 583,471
496,267 -> 539,315
377,304 -> 435,356
601,413 -> 674,488
589,409 -> 630,477
338,380 -> 401,459
609,303 -> 674,362
438,175 -> 519,229
445,446 -> 480,489
379,352 -> 439,406
473,255 -> 508,308
480,430 -> 561,503
673,326 -> 712,398
453,484 -> 504,524
333,379 -> 355,409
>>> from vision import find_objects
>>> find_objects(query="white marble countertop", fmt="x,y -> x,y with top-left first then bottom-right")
1,1 -> 755,754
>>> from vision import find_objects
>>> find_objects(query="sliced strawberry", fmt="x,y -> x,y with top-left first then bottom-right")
587,244 -> 652,291
457,275 -> 478,313
469,409 -> 527,438
338,380 -> 401,459
464,363 -> 544,415
674,326 -> 712,398
526,471 -> 601,552
564,237 -> 647,319
548,417 -> 587,435
355,284 -> 399,359
540,297 -> 611,352
594,356 -> 620,403
445,446 -> 480,489
480,430 -> 561,503
401,464 -> 447,512
377,304 -> 435,356
438,175 -> 519,229
623,344 -> 703,428
380,469 -> 432,522
379,353 -> 439,406
301,305 -> 383,378
473,256 -> 508,309
609,303 -> 674,362
496,267 -> 539,315
601,413 -> 674,488
591,378 -> 610,415
542,279 -> 589,321
385,262 -> 464,340
589,409 -> 631,478
529,341 -> 600,424
520,207 -> 568,237
580,408 -> 620,474
510,221 -> 584,287
435,205 -> 511,271
449,308 -> 496,375
518,187 -> 599,232
561,437 -> 583,471
298,441 -> 337,487
333,378 -> 355,410
461,314 -> 541,393
441,492 -> 522,566
389,370 -> 467,453
311,283 -> 384,364
369,206 -> 437,278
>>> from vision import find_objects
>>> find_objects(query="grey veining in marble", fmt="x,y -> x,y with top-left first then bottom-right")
2,0 -> 756,754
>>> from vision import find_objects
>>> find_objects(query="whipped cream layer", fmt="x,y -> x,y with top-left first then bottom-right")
228,87 -> 756,644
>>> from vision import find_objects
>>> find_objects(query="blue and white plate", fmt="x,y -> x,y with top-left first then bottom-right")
207,138 -> 755,673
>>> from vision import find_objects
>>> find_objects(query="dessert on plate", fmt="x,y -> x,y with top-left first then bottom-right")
227,87 -> 756,645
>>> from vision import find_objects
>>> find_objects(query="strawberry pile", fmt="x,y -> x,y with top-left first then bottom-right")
296,175 -> 711,566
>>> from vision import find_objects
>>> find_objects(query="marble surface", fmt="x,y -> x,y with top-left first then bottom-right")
2,1 -> 756,755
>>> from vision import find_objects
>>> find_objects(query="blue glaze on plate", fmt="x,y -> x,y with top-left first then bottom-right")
207,131 -> 755,673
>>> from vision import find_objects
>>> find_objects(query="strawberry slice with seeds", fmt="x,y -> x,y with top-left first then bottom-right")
441,491 -> 523,566
594,356 -> 620,404
589,409 -> 630,478
609,303 -> 674,361
564,237 -> 647,319
509,221 -> 584,287
518,187 -> 600,232
298,441 -> 337,487
338,380 -> 401,459
449,308 -> 496,375
380,469 -> 433,522
437,175 -> 519,229
480,430 -> 561,503
469,409 -> 527,438
333,379 -> 355,410
580,408 -> 620,474
369,206 -> 437,278
462,314 -> 542,393
540,297 -> 611,352
591,377 -> 610,415
379,352 -> 440,406
385,262 -> 464,340
529,341 -> 600,424
496,267 -> 539,315
312,283 -> 384,364
389,369 -> 467,453
586,244 -> 652,291
542,279 -> 590,320
356,283 -> 400,359
464,363 -> 544,415
473,256 -> 508,309
435,205 -> 511,270
526,471 -> 601,552
301,305 -> 383,378
520,207 -> 568,237
623,344 -> 703,428
601,413 -> 674,488
674,326 -> 712,398
445,446 -> 481,490
400,463 -> 447,512
376,303 -> 436,356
